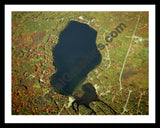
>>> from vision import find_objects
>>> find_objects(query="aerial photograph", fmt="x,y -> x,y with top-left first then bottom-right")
11,11 -> 149,115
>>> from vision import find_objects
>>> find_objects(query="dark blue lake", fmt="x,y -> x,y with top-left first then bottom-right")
50,21 -> 102,96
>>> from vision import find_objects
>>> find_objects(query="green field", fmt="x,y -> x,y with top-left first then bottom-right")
12,11 -> 148,115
